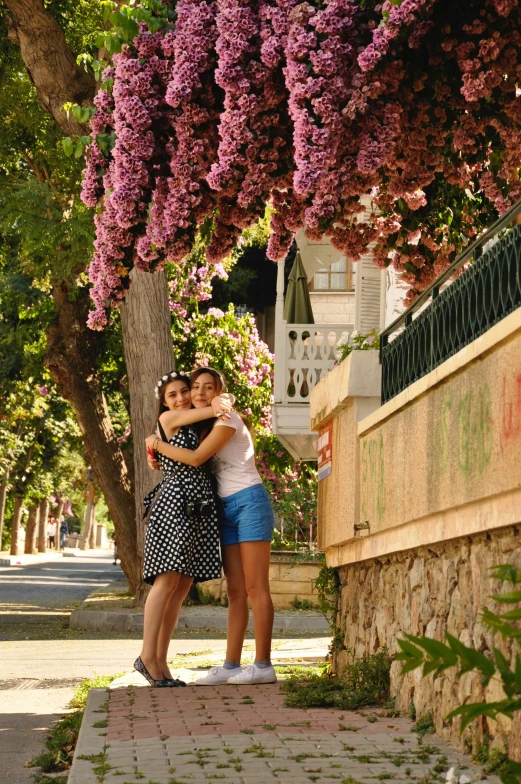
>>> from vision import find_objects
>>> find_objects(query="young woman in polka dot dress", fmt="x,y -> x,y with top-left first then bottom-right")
134,370 -> 232,688
146,368 -> 277,687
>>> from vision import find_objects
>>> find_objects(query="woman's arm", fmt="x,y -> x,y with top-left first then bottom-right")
159,396 -> 231,433
146,424 -> 235,467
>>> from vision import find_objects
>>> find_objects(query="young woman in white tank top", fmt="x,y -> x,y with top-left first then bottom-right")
146,367 -> 276,685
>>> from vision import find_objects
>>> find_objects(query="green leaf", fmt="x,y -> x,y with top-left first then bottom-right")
445,633 -> 495,682
61,137 -> 74,157
491,590 -> 521,604
446,702 -> 500,732
493,648 -> 517,698
407,634 -> 458,665
74,140 -> 85,159
490,564 -> 521,584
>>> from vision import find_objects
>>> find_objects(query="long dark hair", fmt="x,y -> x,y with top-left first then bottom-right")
190,366 -> 252,432
154,370 -> 192,425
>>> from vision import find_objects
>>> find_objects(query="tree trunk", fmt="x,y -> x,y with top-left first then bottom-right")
55,498 -> 65,551
120,269 -> 174,605
81,500 -> 94,550
45,283 -> 141,592
3,0 -> 95,136
89,502 -> 97,549
0,473 -> 9,549
24,504 -> 39,554
38,498 -> 49,553
81,479 -> 95,550
10,496 -> 24,556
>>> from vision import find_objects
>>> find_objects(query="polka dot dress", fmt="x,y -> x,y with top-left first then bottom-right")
143,426 -> 221,586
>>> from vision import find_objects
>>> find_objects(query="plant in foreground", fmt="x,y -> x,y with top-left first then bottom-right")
396,564 -> 521,784
282,649 -> 391,710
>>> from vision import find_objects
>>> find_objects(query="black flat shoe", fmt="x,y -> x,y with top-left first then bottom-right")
162,676 -> 187,687
134,656 -> 169,688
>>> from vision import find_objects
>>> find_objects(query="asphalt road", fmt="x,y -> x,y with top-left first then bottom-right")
0,552 -> 121,784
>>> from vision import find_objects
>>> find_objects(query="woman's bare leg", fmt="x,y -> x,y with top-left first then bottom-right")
157,574 -> 193,678
240,541 -> 273,662
222,544 -> 249,664
140,571 -> 181,680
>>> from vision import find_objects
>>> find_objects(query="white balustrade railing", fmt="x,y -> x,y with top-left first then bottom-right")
278,323 -> 354,404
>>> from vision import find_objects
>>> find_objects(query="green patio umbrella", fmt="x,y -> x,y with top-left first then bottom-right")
284,251 -> 315,324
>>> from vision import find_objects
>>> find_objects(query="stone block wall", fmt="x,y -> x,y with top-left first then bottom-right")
309,292 -> 355,325
333,524 -> 520,756
199,558 -> 322,609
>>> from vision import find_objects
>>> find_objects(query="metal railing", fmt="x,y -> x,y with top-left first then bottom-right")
380,200 -> 521,404
282,323 -> 353,403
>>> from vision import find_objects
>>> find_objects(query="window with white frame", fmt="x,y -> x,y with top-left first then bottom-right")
310,258 -> 352,291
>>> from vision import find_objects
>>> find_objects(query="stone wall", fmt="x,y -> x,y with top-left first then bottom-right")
310,292 -> 355,326
334,524 -> 520,756
199,557 -> 322,609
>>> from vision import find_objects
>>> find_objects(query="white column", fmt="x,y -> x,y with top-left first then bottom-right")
273,258 -> 286,404
384,266 -> 409,328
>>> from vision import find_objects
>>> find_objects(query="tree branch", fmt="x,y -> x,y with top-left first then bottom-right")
3,0 -> 96,135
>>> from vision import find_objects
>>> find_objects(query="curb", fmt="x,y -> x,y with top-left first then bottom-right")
0,552 -> 64,566
69,607 -> 329,635
68,688 -> 109,784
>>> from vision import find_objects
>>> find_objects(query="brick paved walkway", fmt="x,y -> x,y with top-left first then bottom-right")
69,684 -> 501,784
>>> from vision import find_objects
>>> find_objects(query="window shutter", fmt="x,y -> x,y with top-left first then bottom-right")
354,248 -> 385,334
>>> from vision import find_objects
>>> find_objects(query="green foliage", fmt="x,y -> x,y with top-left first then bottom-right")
314,564 -> 344,651
29,711 -> 83,773
396,564 -> 521,784
291,597 -> 317,611
173,304 -> 273,430
411,711 -> 435,736
281,649 -> 391,710
68,674 -> 118,711
337,329 -> 380,364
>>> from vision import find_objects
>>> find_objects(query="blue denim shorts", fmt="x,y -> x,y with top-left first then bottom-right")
218,483 -> 275,546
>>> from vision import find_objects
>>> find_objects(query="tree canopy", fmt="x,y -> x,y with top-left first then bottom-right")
79,0 -> 521,328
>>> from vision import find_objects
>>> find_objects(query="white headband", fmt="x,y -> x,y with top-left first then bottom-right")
155,371 -> 186,399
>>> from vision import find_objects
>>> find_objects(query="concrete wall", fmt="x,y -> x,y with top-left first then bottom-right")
309,351 -> 381,551
359,317 -> 521,541
310,308 -> 521,755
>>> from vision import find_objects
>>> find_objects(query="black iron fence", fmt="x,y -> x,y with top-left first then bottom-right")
380,200 -> 521,404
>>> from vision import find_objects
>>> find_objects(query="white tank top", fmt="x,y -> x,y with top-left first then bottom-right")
212,411 -> 263,498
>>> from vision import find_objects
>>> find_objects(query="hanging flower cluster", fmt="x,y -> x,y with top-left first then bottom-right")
83,0 -> 521,321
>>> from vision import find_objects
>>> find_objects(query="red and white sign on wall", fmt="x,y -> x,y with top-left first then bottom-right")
317,421 -> 333,481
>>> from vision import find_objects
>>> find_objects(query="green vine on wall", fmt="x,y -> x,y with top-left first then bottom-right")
314,564 -> 345,654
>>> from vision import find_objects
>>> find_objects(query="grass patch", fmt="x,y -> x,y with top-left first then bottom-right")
473,742 -> 513,778
411,711 -> 435,737
281,649 -> 391,710
28,674 -> 119,775
291,597 -> 317,611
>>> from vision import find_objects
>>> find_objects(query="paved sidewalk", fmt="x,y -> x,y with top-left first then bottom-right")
70,684 -> 500,784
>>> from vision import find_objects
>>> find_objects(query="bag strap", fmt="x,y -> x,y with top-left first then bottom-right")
156,420 -> 168,442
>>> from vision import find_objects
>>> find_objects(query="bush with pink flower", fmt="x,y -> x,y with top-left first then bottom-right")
80,0 -> 521,322
171,299 -> 317,546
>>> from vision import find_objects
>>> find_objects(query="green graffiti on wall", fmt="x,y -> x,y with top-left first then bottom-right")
434,396 -> 452,478
360,434 -> 386,522
457,384 -> 493,476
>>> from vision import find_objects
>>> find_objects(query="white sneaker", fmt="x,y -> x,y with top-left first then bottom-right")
226,664 -> 277,685
193,665 -> 241,686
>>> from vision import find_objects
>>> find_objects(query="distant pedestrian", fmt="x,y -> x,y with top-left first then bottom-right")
111,532 -> 119,565
59,518 -> 69,549
48,517 -> 57,549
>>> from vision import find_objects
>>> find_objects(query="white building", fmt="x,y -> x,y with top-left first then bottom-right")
272,209 -> 399,461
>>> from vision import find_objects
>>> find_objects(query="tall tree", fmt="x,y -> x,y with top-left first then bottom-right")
0,0 -> 174,596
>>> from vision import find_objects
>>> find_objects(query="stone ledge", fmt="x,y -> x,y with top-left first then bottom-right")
68,687 -> 108,784
69,606 -> 329,635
